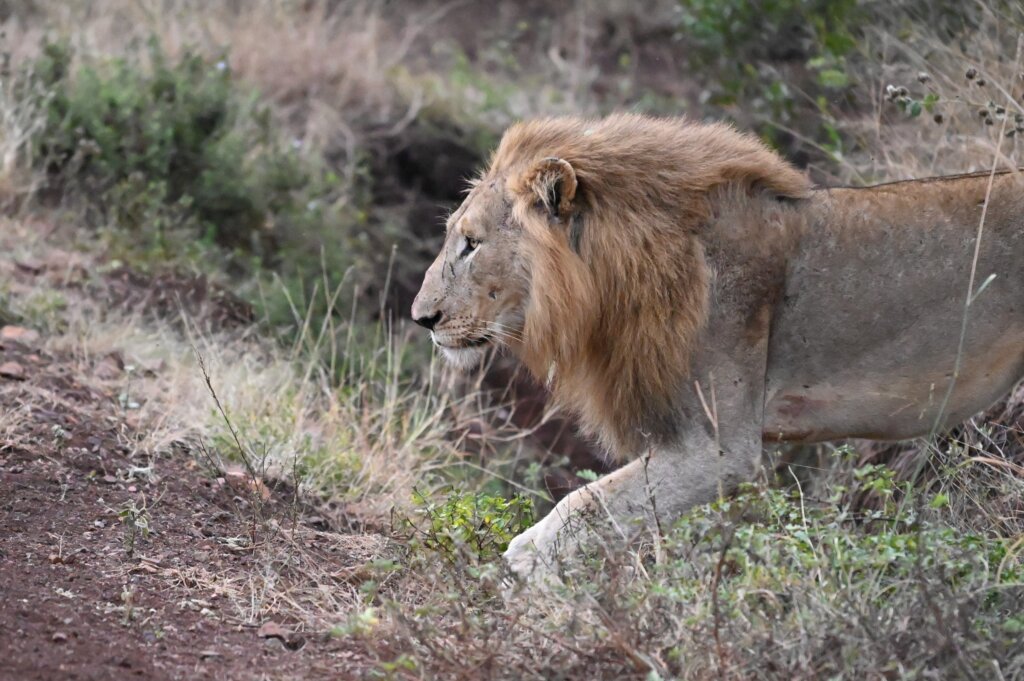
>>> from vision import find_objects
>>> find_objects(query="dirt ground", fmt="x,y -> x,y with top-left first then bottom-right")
0,311 -> 387,679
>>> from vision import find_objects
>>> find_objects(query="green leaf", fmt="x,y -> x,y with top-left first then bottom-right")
818,69 -> 849,89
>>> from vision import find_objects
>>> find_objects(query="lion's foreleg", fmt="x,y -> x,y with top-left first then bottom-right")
503,425 -> 760,585
504,288 -> 776,588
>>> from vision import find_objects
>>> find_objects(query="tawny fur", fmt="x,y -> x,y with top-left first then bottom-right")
493,114 -> 811,454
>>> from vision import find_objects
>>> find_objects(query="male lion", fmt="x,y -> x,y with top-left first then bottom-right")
411,113 -> 1024,584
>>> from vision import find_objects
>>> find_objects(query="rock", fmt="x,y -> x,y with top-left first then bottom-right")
0,326 -> 40,344
94,352 -> 125,380
257,621 -> 288,641
15,259 -> 45,274
51,632 -> 67,643
257,621 -> 304,650
0,361 -> 26,380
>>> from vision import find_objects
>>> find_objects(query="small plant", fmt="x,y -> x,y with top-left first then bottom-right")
119,498 -> 151,559
50,424 -> 69,451
121,582 -> 136,626
401,488 -> 534,565
885,68 -> 1024,138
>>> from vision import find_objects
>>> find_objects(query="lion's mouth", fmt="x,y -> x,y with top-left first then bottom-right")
433,334 -> 491,350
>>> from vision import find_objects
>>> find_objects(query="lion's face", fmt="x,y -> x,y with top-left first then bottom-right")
411,179 -> 530,369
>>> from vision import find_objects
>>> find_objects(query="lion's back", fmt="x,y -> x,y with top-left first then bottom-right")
763,173 -> 1024,442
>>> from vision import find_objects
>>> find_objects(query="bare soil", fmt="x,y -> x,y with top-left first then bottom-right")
0,326 -> 383,680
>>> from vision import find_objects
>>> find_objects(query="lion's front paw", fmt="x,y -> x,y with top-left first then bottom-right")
501,519 -> 566,599
503,528 -> 544,579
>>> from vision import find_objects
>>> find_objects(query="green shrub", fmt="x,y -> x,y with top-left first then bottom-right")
372,459 -> 1023,679
402,488 -> 535,565
676,0 -> 864,156
677,0 -> 861,94
26,38 -> 345,261
661,484 -> 1023,593
18,37 -> 412,340
678,0 -> 859,64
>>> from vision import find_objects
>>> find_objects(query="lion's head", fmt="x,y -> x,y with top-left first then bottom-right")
412,114 -> 810,454
410,176 -> 527,370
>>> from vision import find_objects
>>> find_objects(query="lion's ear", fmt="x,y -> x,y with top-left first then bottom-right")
525,157 -> 577,221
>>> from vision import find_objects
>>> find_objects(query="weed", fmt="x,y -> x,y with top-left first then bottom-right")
367,467 -> 1023,679
400,488 -> 534,565
120,582 -> 136,626
118,498 -> 151,559
50,424 -> 68,452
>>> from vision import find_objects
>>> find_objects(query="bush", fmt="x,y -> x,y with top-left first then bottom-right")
372,472 -> 1024,679
26,38 -> 346,261
676,0 -> 865,157
678,0 -> 859,64
402,488 -> 535,565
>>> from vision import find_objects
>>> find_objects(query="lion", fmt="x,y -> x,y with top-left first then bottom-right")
410,113 -> 1024,584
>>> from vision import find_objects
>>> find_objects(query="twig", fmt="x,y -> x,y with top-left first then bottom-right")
641,447 -> 664,562
710,522 -> 735,681
695,373 -> 722,457
193,345 -> 267,545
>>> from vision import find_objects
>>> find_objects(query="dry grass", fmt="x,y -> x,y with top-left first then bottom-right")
0,213 -> 502,640
1,217 -> 490,522
786,2 -> 1024,185
0,68 -> 45,206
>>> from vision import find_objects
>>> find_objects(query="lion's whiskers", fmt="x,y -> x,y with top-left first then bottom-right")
485,322 -> 525,344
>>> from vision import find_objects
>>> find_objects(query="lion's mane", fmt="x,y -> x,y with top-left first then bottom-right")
489,114 -> 812,454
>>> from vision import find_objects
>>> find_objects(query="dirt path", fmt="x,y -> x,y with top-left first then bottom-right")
0,328 -> 383,680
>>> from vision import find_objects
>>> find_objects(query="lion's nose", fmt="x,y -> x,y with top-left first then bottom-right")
413,310 -> 443,330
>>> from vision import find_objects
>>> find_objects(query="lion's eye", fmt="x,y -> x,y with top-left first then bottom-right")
461,237 -> 480,257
